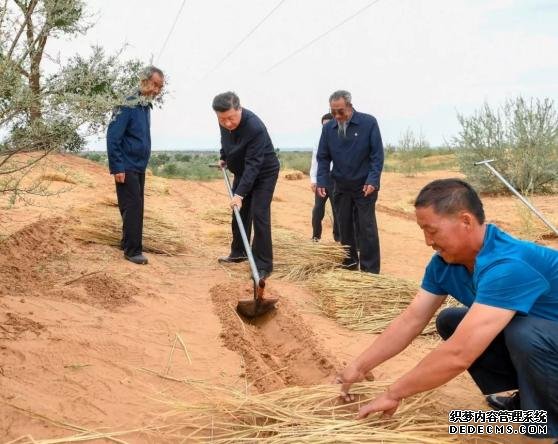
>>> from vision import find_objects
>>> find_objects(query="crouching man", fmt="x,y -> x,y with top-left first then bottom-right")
337,179 -> 558,439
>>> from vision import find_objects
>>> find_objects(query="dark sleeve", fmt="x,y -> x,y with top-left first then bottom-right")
365,118 -> 384,188
106,106 -> 130,174
316,126 -> 331,188
234,125 -> 266,197
219,126 -> 226,161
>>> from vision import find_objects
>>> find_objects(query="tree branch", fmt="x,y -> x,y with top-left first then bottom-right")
7,0 -> 39,59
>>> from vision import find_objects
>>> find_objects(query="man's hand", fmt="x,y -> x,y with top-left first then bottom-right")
230,194 -> 242,209
219,160 -> 227,169
335,362 -> 369,402
357,389 -> 400,419
317,187 -> 327,198
363,184 -> 375,196
311,183 -> 317,193
114,172 -> 126,183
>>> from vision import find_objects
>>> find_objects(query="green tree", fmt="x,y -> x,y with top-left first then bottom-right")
0,0 -> 146,200
455,97 -> 558,193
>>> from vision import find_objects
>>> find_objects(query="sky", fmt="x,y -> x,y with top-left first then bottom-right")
46,0 -> 558,151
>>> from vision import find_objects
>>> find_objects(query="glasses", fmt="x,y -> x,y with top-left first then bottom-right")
330,107 -> 348,116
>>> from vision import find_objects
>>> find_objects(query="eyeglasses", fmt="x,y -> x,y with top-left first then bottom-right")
330,107 -> 348,116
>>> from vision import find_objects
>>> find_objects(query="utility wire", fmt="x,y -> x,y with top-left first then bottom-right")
264,0 -> 382,73
156,0 -> 188,63
205,0 -> 287,77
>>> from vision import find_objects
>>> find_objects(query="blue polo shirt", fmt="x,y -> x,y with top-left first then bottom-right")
106,96 -> 152,174
421,224 -> 558,321
316,110 -> 384,189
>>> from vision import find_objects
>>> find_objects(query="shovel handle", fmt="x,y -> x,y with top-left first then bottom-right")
221,167 -> 264,289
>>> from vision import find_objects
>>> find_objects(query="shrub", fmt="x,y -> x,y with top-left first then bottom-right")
174,153 -> 192,162
454,97 -> 558,194
397,129 -> 430,177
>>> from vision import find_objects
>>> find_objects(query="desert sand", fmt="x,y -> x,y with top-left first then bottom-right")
1,154 -> 557,443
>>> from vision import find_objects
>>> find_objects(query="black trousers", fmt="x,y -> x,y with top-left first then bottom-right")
333,183 -> 380,273
115,171 -> 145,257
312,189 -> 339,241
437,307 -> 558,438
229,168 -> 279,273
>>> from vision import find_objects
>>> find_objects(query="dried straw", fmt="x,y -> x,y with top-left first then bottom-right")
39,172 -> 78,184
145,175 -> 170,196
307,269 -> 455,334
168,381 -> 456,443
70,199 -> 186,255
204,222 -> 347,281
201,208 -> 230,225
272,229 -> 347,281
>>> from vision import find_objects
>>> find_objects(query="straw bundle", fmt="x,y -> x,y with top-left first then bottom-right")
308,269 -> 452,334
39,172 -> 78,184
145,175 -> 170,196
71,199 -> 186,255
170,382 -> 455,443
201,208 -> 231,225
272,229 -> 347,281
283,169 -> 304,180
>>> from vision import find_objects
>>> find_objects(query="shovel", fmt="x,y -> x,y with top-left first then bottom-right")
220,166 -> 278,318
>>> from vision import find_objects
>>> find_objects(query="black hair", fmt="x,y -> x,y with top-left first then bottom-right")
321,112 -> 333,123
212,91 -> 240,112
414,178 -> 485,224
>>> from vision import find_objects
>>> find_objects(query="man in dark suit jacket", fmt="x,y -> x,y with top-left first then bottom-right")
213,91 -> 280,279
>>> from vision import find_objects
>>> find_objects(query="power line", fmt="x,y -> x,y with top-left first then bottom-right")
206,0 -> 287,77
264,0 -> 382,73
156,0 -> 188,63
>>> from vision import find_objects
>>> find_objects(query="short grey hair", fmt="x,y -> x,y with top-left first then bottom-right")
212,91 -> 241,112
329,90 -> 352,105
140,66 -> 164,81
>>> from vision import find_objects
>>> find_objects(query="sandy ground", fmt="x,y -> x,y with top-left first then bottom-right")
1,154 -> 558,443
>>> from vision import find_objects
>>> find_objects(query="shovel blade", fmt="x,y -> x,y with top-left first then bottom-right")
236,297 -> 278,318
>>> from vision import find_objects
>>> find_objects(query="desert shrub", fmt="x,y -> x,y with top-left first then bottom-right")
149,153 -> 171,168
279,151 -> 312,175
454,97 -> 558,194
84,153 -> 103,162
396,129 -> 430,177
162,162 -> 178,176
174,153 -> 192,162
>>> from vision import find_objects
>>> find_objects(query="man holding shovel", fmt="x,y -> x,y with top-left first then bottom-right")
337,179 -> 558,439
212,92 -> 280,280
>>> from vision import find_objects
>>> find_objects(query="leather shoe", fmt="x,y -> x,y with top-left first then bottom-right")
342,261 -> 359,271
486,392 -> 520,410
124,253 -> 148,265
218,255 -> 248,264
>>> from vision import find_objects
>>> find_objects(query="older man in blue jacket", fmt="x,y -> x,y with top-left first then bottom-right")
106,66 -> 164,265
317,90 -> 384,273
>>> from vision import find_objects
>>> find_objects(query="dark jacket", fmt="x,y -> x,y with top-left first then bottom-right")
106,97 -> 152,174
219,108 -> 279,197
316,110 -> 384,190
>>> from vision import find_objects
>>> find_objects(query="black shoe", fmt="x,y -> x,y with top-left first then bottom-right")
257,269 -> 271,280
124,253 -> 148,265
218,255 -> 248,264
311,237 -> 320,243
486,392 -> 520,410
342,261 -> 359,271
